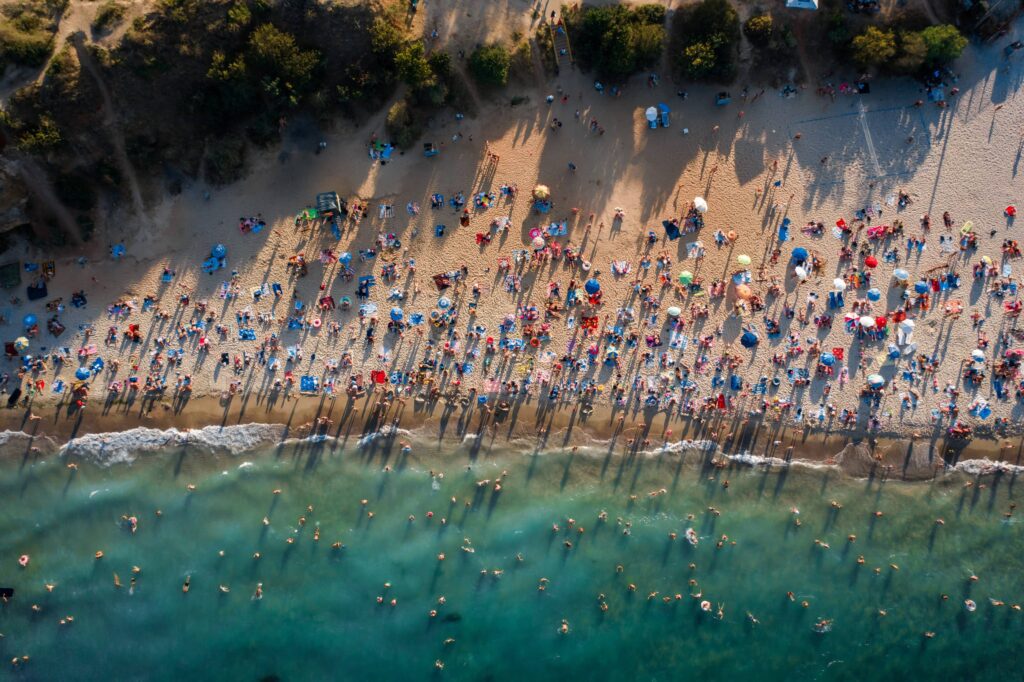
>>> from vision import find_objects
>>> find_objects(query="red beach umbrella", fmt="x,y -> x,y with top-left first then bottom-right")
864,255 -> 878,268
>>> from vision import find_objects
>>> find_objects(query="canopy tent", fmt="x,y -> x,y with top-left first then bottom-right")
315,192 -> 346,218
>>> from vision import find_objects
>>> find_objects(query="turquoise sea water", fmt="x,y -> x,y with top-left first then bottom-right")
1,433 -> 1022,681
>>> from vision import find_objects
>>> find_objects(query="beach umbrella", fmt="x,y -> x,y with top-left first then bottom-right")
875,316 -> 888,328
914,281 -> 929,294
22,314 -> 37,327
605,346 -> 619,359
678,271 -> 694,284
971,349 -> 985,362
74,367 -> 90,381
437,296 -> 451,309
981,255 -> 992,266
740,330 -> 759,348
791,247 -> 808,263
13,337 -> 29,351
389,307 -> 404,321
867,288 -> 881,301
532,236 -> 546,249
737,254 -> 752,266
893,268 -> 910,281
735,284 -> 753,300
693,197 -> 708,214
339,252 -> 352,265
832,278 -> 846,291
864,255 -> 878,268
820,352 -> 836,366
888,344 -> 901,360
584,278 -> 601,295
211,243 -> 227,259
859,315 -> 876,328
645,106 -> 658,122
867,374 -> 885,388
532,185 -> 550,200
794,266 -> 808,280
666,306 -> 682,318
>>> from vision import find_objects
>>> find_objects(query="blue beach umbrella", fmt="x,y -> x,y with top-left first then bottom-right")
791,247 -> 808,263
390,307 -> 404,321
914,281 -> 929,294
22,313 -> 36,327
585,278 -> 601,295
866,288 -> 881,301
740,330 -> 759,348
820,352 -> 836,366
74,367 -> 90,381
339,252 -> 352,266
211,243 -> 227,259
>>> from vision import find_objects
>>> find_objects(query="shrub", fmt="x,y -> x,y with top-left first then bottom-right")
17,114 -> 61,152
567,4 -> 665,80
851,26 -> 896,69
205,134 -> 247,186
671,0 -> 739,82
469,43 -> 511,88
395,41 -> 433,88
92,1 -> 126,33
55,172 -> 97,211
743,14 -> 773,48
920,24 -> 967,65
385,98 -> 421,149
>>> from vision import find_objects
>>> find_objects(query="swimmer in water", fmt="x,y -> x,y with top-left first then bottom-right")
182,576 -> 190,593
253,583 -> 263,600
746,611 -> 759,625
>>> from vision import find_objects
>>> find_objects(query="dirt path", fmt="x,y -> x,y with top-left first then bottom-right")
69,31 -> 147,223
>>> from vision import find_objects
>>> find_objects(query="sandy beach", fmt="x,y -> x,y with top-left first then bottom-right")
3,7 -> 1024,471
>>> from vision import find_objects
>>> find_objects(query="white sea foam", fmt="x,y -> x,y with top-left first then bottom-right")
59,423 -> 286,465
952,459 -> 1024,476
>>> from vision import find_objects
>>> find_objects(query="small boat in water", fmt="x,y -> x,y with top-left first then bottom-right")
685,528 -> 698,546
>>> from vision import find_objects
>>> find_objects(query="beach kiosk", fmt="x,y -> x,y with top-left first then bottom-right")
315,191 -> 347,219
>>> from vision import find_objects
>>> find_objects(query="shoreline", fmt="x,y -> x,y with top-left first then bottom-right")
3,389 -> 1021,480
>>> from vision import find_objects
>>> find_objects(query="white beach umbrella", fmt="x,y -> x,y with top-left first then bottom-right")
693,197 -> 708,213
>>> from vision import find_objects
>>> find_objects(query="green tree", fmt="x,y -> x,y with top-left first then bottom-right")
395,41 -> 433,88
920,24 -> 967,65
469,43 -> 511,88
743,14 -> 773,48
682,40 -> 717,79
894,31 -> 927,73
631,23 -> 665,68
851,26 -> 896,69
247,24 -> 319,93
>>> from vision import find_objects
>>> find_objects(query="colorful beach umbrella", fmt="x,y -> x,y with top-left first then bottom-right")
13,337 -> 29,351
532,185 -> 550,200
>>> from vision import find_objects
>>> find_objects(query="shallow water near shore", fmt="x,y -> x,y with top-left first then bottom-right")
1,433 -> 1022,681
